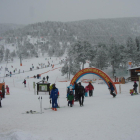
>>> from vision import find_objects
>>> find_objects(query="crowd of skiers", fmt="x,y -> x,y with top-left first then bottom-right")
49,81 -> 95,111
49,80 -> 131,111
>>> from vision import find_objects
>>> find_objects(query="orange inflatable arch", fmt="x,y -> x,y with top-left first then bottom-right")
70,68 -> 117,94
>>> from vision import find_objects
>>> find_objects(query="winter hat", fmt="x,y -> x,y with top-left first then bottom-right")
78,82 -> 81,85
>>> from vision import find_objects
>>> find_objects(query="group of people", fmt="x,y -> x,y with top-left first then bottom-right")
67,82 -> 94,107
49,81 -> 119,111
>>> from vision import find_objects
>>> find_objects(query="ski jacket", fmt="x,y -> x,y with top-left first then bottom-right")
68,91 -> 74,101
133,83 -> 138,89
74,83 -> 78,91
87,84 -> 94,90
2,86 -> 5,94
85,86 -> 89,92
77,85 -> 85,95
109,83 -> 114,91
50,88 -> 59,100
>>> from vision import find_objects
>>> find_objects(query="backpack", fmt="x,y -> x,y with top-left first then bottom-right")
78,86 -> 85,95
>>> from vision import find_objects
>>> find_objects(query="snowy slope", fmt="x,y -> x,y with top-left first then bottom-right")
0,57 -> 140,140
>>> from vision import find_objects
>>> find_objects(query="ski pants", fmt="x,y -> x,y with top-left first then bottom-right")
52,98 -> 57,108
78,95 -> 84,106
89,90 -> 93,96
110,90 -> 116,97
75,90 -> 78,100
68,101 -> 73,106
134,88 -> 137,93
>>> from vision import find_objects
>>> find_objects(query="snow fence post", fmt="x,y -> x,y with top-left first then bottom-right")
119,84 -> 121,94
28,82 -> 30,91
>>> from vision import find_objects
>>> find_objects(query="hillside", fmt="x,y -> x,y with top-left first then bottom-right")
1,17 -> 140,44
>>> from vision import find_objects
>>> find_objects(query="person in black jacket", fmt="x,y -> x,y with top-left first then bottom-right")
2,85 -> 5,98
74,82 -> 78,101
77,82 -> 85,106
108,81 -> 116,97
46,75 -> 49,81
133,81 -> 138,94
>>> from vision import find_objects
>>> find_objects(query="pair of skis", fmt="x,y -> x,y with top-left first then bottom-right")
38,96 -> 43,114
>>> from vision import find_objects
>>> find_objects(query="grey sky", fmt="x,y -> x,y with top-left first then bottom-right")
0,0 -> 140,25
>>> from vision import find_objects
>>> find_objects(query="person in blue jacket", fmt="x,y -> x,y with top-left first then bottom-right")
50,84 -> 59,111
108,81 -> 116,98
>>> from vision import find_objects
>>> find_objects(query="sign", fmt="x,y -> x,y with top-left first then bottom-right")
135,70 -> 140,72
39,85 -> 47,91
70,68 -> 117,95
128,61 -> 132,69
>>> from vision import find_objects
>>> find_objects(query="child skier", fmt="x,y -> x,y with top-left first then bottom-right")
85,86 -> 89,97
67,89 -> 74,107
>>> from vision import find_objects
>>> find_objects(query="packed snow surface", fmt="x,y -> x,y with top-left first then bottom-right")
0,57 -> 140,140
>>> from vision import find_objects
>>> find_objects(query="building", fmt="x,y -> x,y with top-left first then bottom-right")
128,67 -> 140,81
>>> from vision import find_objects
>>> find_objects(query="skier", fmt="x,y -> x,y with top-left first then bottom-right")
67,88 -> 74,107
108,81 -> 116,97
23,79 -> 26,87
73,82 -> 78,101
0,90 -> 3,108
46,75 -> 49,81
85,86 -> 89,97
77,82 -> 85,106
2,85 -> 5,98
87,82 -> 94,97
50,84 -> 59,111
133,81 -> 138,94
10,71 -> 12,77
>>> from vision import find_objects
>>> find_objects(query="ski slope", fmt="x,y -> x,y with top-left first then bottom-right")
0,57 -> 140,140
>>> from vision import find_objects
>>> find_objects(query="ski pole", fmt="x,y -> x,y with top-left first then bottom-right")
41,96 -> 42,114
38,96 -> 41,113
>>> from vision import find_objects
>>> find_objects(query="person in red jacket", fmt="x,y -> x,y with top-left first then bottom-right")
23,79 -> 26,87
87,82 -> 94,97
0,91 -> 3,107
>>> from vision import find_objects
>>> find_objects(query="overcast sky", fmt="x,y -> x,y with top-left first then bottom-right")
0,0 -> 140,25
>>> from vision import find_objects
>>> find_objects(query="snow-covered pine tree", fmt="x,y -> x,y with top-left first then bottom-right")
108,37 -> 121,78
90,46 -> 108,70
68,41 -> 94,69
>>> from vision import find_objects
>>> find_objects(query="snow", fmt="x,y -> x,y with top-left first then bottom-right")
0,56 -> 140,140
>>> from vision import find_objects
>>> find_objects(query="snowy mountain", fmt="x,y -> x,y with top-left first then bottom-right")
1,17 -> 140,44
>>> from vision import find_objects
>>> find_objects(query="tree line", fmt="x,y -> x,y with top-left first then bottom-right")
61,36 -> 140,79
